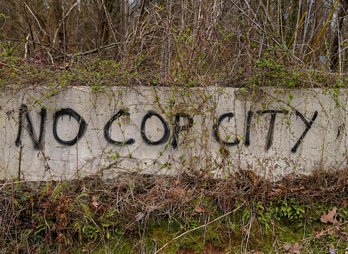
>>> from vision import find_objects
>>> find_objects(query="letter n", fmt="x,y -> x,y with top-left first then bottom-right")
15,104 -> 46,150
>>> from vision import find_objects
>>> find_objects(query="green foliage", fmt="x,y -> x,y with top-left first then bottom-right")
272,198 -> 306,222
0,41 -> 18,57
254,53 -> 303,88
254,198 -> 306,233
0,50 -> 343,93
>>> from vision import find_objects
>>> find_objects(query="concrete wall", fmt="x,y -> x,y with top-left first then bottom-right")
0,86 -> 346,180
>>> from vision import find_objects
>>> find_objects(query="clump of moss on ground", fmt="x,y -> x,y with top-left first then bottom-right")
0,170 -> 348,253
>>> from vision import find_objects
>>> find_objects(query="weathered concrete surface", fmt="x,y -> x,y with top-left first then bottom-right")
0,86 -> 346,180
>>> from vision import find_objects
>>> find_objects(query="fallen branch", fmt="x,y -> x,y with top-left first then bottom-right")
153,202 -> 245,254
67,42 -> 121,57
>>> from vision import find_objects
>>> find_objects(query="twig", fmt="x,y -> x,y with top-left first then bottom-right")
153,202 -> 245,254
300,221 -> 348,243
67,42 -> 121,57
24,2 -> 49,37
102,2 -> 118,44
53,3 -> 78,47
0,61 -> 21,72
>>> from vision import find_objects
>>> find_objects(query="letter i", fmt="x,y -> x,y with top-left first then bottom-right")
244,111 -> 253,146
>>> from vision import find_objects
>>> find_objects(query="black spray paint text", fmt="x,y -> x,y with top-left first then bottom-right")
15,104 -> 318,153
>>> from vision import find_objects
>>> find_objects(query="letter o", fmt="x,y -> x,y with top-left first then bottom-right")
53,108 -> 87,146
141,111 -> 170,145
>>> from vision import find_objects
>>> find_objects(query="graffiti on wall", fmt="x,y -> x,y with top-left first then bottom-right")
15,104 -> 319,153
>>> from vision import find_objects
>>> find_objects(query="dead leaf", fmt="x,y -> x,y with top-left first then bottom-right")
320,207 -> 338,224
92,195 -> 99,208
134,212 -> 145,222
313,230 -> 325,238
271,188 -> 282,194
174,179 -> 181,186
168,187 -> 185,198
283,244 -> 292,252
283,243 -> 302,254
194,206 -> 206,213
56,233 -> 65,244
329,246 -> 337,254
177,248 -> 195,254
204,243 -> 224,254
291,243 -> 301,254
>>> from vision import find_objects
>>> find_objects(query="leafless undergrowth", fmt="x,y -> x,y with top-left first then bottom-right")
1,0 -> 348,85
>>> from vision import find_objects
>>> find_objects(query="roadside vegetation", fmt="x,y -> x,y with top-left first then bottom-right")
2,1 -> 348,253
1,170 -> 348,253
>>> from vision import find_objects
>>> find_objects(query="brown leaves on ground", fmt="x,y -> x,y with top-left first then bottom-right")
177,243 -> 224,254
194,206 -> 207,214
283,243 -> 302,254
203,243 -> 225,254
134,212 -> 145,222
91,195 -> 99,208
320,207 -> 338,224
168,187 -> 186,199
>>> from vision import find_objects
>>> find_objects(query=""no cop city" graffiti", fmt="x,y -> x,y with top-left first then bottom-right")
15,104 -> 318,153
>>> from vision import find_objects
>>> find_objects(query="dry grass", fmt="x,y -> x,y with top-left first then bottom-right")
1,1 -> 348,87
0,169 -> 348,253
